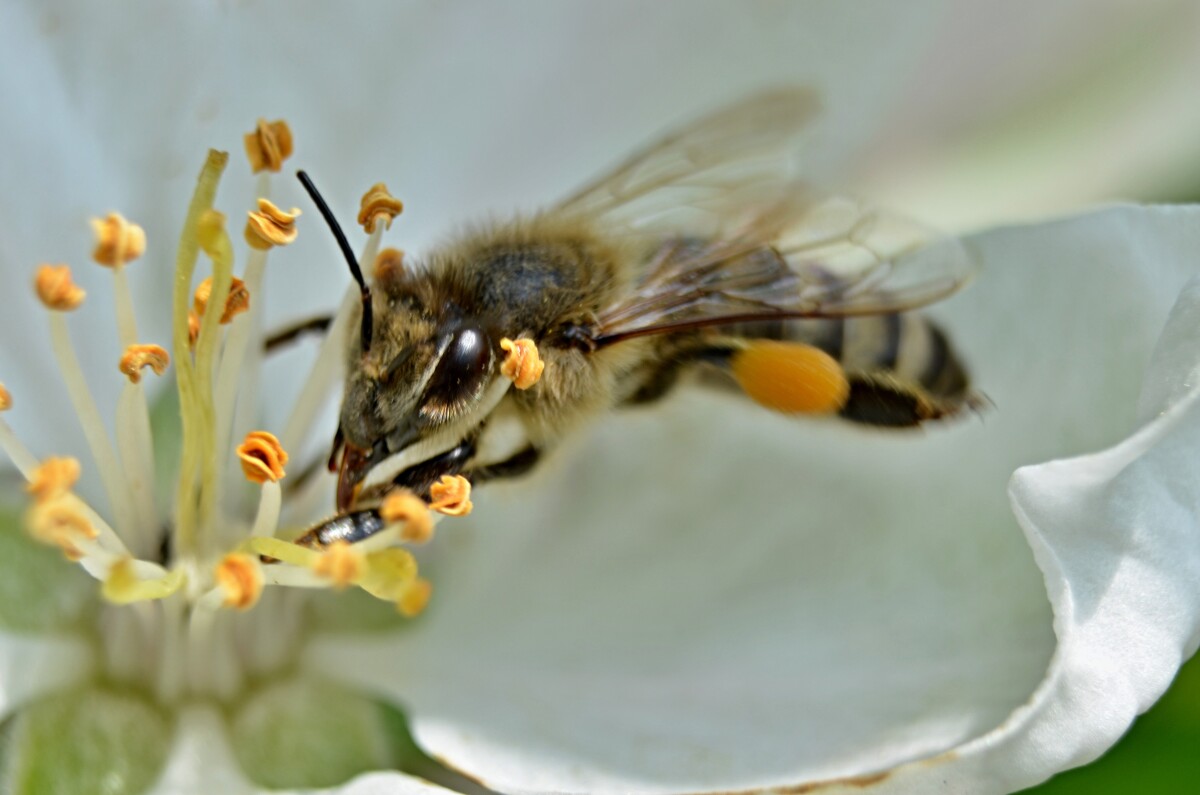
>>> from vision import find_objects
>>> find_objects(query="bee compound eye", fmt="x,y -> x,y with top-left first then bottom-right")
421,326 -> 494,419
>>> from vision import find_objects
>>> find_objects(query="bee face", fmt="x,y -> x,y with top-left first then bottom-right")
336,281 -> 504,507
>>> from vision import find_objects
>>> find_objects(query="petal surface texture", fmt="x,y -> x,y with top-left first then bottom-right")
310,206 -> 1200,793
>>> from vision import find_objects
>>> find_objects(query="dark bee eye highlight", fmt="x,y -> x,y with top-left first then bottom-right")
420,327 -> 493,423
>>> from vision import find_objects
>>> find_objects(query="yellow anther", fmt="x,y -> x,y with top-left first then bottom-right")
357,548 -> 419,602
243,118 -> 294,174
90,212 -> 146,267
102,560 -> 185,605
236,430 -> 288,484
429,474 -> 472,517
119,343 -> 170,384
26,457 -> 81,503
311,540 -> 364,590
245,198 -> 301,250
35,264 -> 86,311
380,490 -> 434,544
193,275 -> 250,324
357,183 -> 403,233
397,577 -> 432,617
26,498 -> 97,558
215,553 -> 264,610
373,247 -> 405,283
499,337 -> 544,390
0,383 -> 10,412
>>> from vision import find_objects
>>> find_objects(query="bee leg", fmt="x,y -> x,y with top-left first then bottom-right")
839,373 -> 963,427
263,314 -> 334,353
467,446 -> 542,485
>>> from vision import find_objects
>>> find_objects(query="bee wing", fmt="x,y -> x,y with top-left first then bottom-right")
556,88 -> 820,230
594,192 -> 976,346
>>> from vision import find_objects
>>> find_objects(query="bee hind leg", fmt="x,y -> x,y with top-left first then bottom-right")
467,446 -> 542,485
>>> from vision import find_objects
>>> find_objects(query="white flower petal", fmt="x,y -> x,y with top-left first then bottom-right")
0,632 -> 91,722
308,206 -> 1200,793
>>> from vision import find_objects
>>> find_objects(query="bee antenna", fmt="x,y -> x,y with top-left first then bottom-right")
296,170 -> 374,353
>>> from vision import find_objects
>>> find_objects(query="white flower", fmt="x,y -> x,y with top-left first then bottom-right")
2,3 -> 1200,794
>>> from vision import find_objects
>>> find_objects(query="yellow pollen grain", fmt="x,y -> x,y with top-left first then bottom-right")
26,456 -> 81,503
90,213 -> 146,267
311,540 -> 364,590
730,340 -> 850,415
244,118 -> 294,174
35,264 -> 86,311
236,430 -> 288,484
245,198 -> 301,250
357,183 -> 403,233
0,383 -> 10,411
429,474 -> 472,517
500,337 -> 545,390
380,490 -> 434,543
373,247 -> 405,282
216,553 -> 264,610
119,343 -> 170,384
193,275 -> 250,323
398,577 -> 432,617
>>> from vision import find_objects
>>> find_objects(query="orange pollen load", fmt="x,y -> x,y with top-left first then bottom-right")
193,276 -> 250,324
243,118 -> 294,174
216,553 -> 264,610
357,182 -> 403,234
245,198 -> 301,250
90,213 -> 146,267
119,343 -> 170,384
236,430 -> 289,484
730,340 -> 850,415
34,264 -> 86,311
26,456 -> 81,503
429,474 -> 472,517
373,247 -> 406,283
380,490 -> 434,543
499,337 -> 545,390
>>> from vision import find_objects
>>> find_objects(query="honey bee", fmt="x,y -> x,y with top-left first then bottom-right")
294,88 -> 977,544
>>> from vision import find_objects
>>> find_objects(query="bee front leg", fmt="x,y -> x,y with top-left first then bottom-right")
465,446 -> 542,485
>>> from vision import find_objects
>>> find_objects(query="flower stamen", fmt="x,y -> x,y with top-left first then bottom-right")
500,337 -> 545,389
311,541 -> 364,589
429,474 -> 473,516
119,344 -> 171,384
243,119 -> 294,174
91,212 -> 146,268
215,553 -> 264,610
358,182 -> 403,233
102,558 -> 186,604
193,275 -> 250,324
380,489 -> 434,543
236,430 -> 288,484
35,264 -> 85,311
244,199 -> 300,250
25,456 -> 81,502
398,577 -> 433,617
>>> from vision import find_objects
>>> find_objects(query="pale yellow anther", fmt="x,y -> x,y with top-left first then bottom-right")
35,264 -> 86,311
91,213 -> 146,267
193,276 -> 250,324
245,198 -> 301,250
311,540 -> 364,590
26,457 -> 81,503
215,553 -> 264,610
27,498 -> 97,559
119,343 -> 170,384
243,118 -> 294,174
357,548 -> 419,602
236,430 -> 288,484
0,383 -> 10,412
380,490 -> 434,543
357,183 -> 403,233
397,577 -> 432,617
500,337 -> 544,390
429,474 -> 472,517
373,247 -> 406,283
